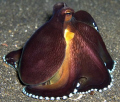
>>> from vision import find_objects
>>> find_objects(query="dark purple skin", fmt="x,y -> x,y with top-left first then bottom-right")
4,2 -> 114,98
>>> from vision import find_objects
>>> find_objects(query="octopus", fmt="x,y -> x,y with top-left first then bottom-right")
3,2 -> 116,100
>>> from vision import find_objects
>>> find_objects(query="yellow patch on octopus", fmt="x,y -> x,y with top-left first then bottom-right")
64,29 -> 74,42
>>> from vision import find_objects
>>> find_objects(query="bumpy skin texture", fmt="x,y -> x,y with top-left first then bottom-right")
4,2 -> 114,98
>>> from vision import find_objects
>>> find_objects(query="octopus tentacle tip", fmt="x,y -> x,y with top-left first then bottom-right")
3,55 -> 18,69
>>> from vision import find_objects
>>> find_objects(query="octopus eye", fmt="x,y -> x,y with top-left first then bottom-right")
65,11 -> 72,15
65,10 -> 72,15
64,10 -> 73,22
